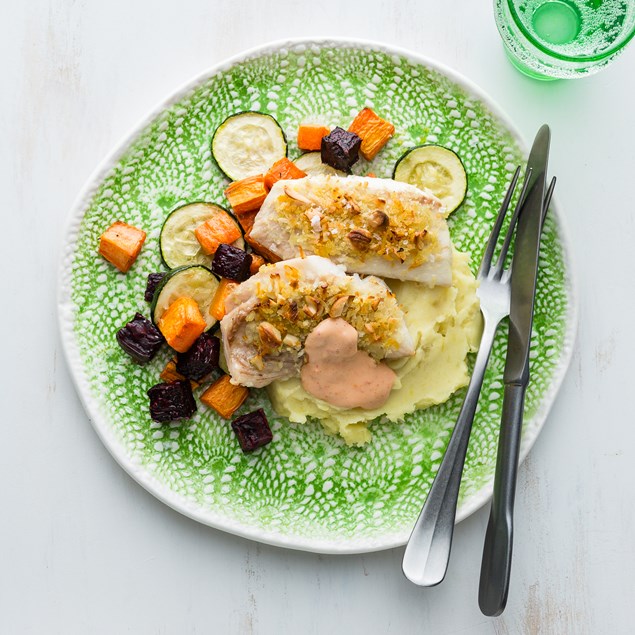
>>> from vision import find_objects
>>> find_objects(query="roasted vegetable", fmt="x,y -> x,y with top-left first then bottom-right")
211,244 -> 252,282
348,108 -> 395,160
212,112 -> 287,180
194,213 -> 243,256
116,313 -> 164,363
160,202 -> 244,268
224,175 -> 269,217
297,124 -> 331,151
147,380 -> 196,422
264,158 -> 307,190
175,331 -> 220,381
231,408 -> 273,452
157,296 -> 207,353
159,358 -> 199,389
294,152 -> 346,176
234,209 -> 259,234
145,272 -> 166,302
393,145 -> 467,216
200,375 -> 249,419
209,278 -> 240,321
321,127 -> 361,173
151,265 -> 220,332
98,221 -> 146,273
249,254 -> 266,275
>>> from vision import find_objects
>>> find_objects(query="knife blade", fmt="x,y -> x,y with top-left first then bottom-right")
478,124 -> 551,617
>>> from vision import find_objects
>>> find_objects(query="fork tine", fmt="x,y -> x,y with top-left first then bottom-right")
541,176 -> 556,226
478,166 -> 521,277
493,166 -> 534,273
496,174 -> 555,281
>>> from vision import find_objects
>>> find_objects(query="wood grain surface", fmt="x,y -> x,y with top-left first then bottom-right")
1,1 -> 633,633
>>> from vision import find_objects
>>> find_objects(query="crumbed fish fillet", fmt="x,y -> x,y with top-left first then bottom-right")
221,256 -> 415,388
250,175 -> 453,286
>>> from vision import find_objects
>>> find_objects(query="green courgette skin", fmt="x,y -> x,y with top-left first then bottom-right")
150,264 -> 220,331
211,111 -> 288,181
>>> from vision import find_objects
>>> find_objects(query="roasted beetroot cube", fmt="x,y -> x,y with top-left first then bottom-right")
175,331 -> 220,381
321,127 -> 362,173
148,380 -> 196,422
116,313 -> 164,363
212,244 -> 252,282
145,272 -> 166,302
231,408 -> 273,452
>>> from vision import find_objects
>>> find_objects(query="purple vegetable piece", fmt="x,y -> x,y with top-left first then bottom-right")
145,272 -> 166,302
231,408 -> 273,452
321,127 -> 362,173
212,244 -> 252,282
175,331 -> 220,381
147,380 -> 196,422
116,313 -> 164,363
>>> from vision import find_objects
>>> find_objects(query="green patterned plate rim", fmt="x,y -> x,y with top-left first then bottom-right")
57,38 -> 577,554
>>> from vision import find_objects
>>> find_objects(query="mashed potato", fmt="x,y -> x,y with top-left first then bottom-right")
267,249 -> 483,445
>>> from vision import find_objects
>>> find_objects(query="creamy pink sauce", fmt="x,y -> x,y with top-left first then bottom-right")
300,318 -> 396,409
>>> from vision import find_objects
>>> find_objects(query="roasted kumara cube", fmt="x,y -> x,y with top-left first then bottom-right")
98,221 -> 146,273
157,296 -> 207,353
348,108 -> 395,161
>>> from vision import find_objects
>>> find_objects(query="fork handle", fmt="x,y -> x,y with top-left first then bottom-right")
478,382 -> 526,616
402,316 -> 499,586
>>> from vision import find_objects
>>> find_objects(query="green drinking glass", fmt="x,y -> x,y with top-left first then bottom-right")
494,0 -> 635,79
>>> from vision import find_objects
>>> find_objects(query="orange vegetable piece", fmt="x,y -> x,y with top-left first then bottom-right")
98,221 -> 146,273
348,108 -> 395,160
209,278 -> 239,321
225,175 -> 268,216
235,209 -> 259,234
194,214 -> 242,255
264,158 -> 307,190
249,254 -> 266,275
158,296 -> 206,353
245,232 -> 282,263
297,124 -> 330,151
160,358 -> 199,389
366,172 -> 377,178
200,374 -> 249,419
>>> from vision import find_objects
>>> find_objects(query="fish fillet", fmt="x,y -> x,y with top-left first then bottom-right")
250,175 -> 453,285
221,255 -> 414,388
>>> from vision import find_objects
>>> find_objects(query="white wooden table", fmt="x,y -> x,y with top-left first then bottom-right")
2,1 -> 633,633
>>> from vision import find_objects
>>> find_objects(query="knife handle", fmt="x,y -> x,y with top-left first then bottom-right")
478,382 -> 526,616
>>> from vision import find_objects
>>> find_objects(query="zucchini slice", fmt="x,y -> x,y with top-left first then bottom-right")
294,152 -> 346,177
151,265 -> 220,331
160,202 -> 244,269
393,145 -> 467,215
211,112 -> 287,181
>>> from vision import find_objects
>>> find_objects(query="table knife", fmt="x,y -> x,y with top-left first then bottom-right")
478,124 -> 551,616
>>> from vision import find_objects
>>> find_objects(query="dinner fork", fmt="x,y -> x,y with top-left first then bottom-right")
402,167 -> 556,586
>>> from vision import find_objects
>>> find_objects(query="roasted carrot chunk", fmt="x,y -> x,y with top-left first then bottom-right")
249,254 -> 266,275
158,296 -> 206,353
348,108 -> 395,161
98,221 -> 146,273
225,175 -> 268,216
200,374 -> 249,419
209,278 -> 239,321
245,232 -> 282,263
366,172 -> 377,178
297,124 -> 330,151
160,358 -> 200,389
194,214 -> 242,256
264,158 -> 307,190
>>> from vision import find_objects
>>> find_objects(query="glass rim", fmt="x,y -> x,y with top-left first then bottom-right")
506,0 -> 635,62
